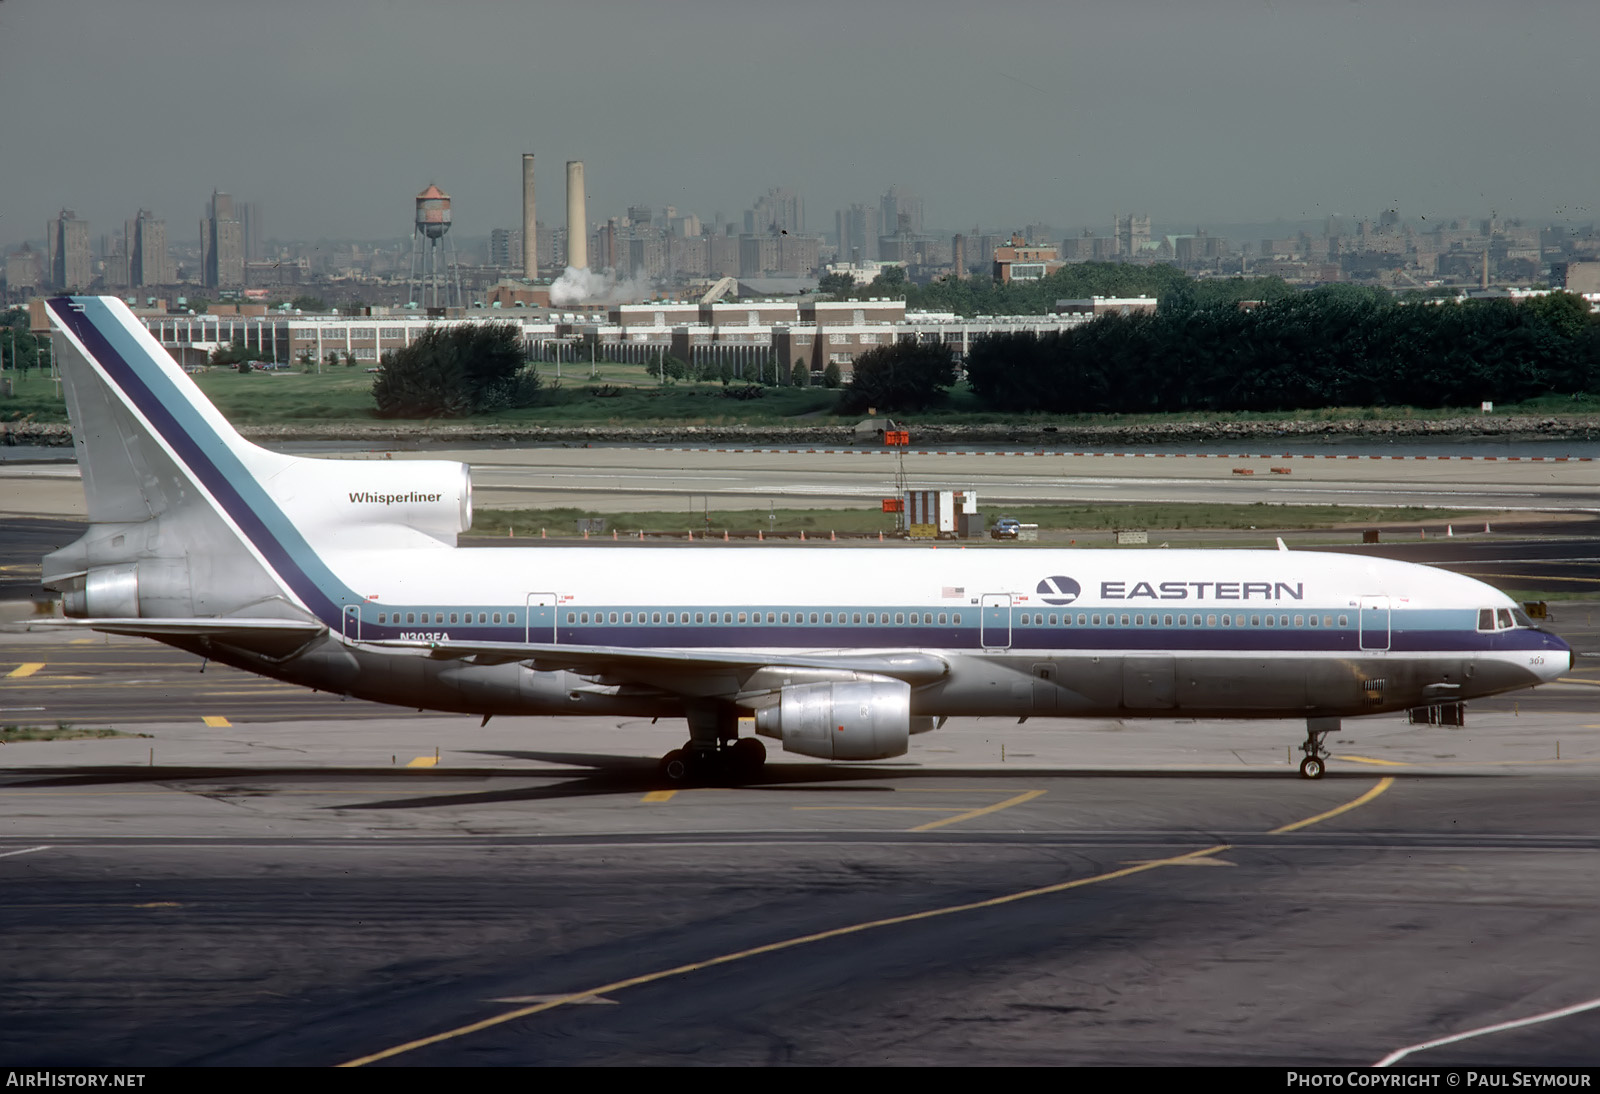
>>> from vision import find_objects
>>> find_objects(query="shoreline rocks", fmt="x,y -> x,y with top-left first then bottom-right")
5,414 -> 1598,449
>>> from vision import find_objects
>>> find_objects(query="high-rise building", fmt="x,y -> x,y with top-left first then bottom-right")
5,244 -> 43,291
746,187 -> 803,235
240,201 -> 264,261
1114,213 -> 1151,257
126,210 -> 171,287
200,190 -> 244,289
880,186 -> 923,239
836,204 -> 880,264
47,209 -> 92,289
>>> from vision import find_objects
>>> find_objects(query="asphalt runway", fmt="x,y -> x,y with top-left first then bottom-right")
7,444 -> 1600,516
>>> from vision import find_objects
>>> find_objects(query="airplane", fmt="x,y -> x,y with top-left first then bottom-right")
39,295 -> 1572,782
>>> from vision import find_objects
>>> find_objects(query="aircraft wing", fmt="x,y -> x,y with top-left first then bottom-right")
369,637 -> 950,687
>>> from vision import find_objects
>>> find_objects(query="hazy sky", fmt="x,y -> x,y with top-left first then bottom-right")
3,0 -> 1597,249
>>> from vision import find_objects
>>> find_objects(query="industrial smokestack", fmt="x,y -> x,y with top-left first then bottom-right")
522,153 -> 537,280
566,160 -> 587,271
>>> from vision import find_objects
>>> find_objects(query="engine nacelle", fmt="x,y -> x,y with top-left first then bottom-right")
62,560 -> 193,618
754,680 -> 911,760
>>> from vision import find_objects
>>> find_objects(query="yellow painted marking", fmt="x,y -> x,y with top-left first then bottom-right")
201,716 -> 231,728
132,901 -> 181,909
910,788 -> 1046,833
1333,754 -> 1410,767
338,840 -> 1231,1067
640,790 -> 677,803
1269,776 -> 1394,835
69,639 -> 95,645
1557,678 -> 1600,688
6,663 -> 44,679
405,756 -> 438,768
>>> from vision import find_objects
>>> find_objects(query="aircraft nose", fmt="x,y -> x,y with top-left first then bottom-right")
1540,632 -> 1573,683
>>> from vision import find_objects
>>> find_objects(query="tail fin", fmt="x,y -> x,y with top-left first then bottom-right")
44,297 -> 470,627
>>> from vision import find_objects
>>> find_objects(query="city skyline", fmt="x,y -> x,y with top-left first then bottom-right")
3,0 -> 1598,253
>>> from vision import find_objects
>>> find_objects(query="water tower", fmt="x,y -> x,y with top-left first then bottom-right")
408,183 -> 462,312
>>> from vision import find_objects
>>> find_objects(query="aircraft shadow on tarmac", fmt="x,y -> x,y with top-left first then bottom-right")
0,753 -> 1480,814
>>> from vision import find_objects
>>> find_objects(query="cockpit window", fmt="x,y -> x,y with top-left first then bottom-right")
1477,608 -> 1495,632
1496,608 -> 1515,630
1513,608 -> 1537,629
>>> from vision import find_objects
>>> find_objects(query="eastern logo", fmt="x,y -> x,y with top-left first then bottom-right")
1036,576 -> 1081,605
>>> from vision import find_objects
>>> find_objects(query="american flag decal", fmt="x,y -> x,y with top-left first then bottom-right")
941,587 -> 964,598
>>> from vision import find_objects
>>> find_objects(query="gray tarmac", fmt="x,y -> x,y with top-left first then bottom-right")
4,626 -> 1600,1067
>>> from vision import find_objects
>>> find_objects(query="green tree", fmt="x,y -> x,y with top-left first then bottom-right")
822,362 -> 842,388
839,340 -> 959,414
290,295 -> 328,312
817,271 -> 859,299
372,323 -> 537,418
792,360 -> 810,387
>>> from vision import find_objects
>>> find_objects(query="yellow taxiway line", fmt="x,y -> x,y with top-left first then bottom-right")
5,663 -> 44,679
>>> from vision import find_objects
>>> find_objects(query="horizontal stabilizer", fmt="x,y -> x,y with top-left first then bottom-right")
31,618 -> 326,640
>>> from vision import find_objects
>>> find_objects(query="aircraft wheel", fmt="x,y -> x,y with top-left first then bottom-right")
659,749 -> 691,783
730,737 -> 767,778
1299,755 -> 1325,780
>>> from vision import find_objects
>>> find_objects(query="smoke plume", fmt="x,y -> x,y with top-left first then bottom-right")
549,266 -> 651,306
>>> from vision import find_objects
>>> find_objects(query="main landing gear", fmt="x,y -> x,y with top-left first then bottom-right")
658,703 -> 767,785
1299,716 -> 1338,779
658,737 -> 767,785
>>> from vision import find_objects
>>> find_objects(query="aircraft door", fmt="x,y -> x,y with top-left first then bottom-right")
342,603 -> 360,641
981,594 -> 1012,649
1359,596 -> 1391,651
525,593 -> 557,644
1031,663 -> 1058,711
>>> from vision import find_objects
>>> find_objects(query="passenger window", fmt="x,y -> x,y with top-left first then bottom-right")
1222,615 -> 1231,627
1250,615 -> 1260,627
609,612 -> 617,624
1049,614 -> 1058,625
810,613 -> 819,624
853,613 -> 862,624
1092,614 -> 1101,625
1164,614 -> 1173,626
495,613 -> 503,623
954,613 -> 963,625
1206,614 -> 1217,627
1236,616 -> 1246,627
507,613 -> 516,624
824,613 -> 833,623
449,613 -> 457,624
624,612 -> 633,624
1280,615 -> 1289,627
1339,615 -> 1348,627
580,613 -> 589,624
478,613 -> 487,623
407,613 -> 416,624
694,612 -> 703,623
738,612 -> 747,623
1078,614 -> 1087,626
896,613 -> 905,625
1294,615 -> 1304,627
433,613 -> 443,624
767,613 -> 776,623
378,613 -> 387,624
652,612 -> 662,624
1265,615 -> 1274,627
1310,615 -> 1319,627
939,613 -> 948,625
